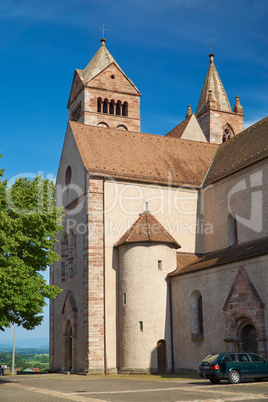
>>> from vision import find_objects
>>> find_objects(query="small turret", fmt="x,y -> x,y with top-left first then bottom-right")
185,105 -> 193,118
233,96 -> 243,114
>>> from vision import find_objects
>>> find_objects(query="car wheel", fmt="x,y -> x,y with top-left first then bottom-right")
210,379 -> 220,384
229,370 -> 240,384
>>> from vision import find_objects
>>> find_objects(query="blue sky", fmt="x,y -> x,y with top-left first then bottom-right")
1,0 -> 268,344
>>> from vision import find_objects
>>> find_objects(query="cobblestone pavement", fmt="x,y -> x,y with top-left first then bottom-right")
1,374 -> 268,401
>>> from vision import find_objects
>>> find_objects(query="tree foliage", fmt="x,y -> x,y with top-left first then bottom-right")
0,154 -> 63,331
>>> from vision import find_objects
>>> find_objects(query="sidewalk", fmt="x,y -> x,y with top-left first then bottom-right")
0,373 -> 202,401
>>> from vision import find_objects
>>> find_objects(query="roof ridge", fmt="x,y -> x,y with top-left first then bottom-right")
146,212 -> 151,241
125,213 -> 144,242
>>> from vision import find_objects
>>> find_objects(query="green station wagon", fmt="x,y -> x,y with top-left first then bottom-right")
199,352 -> 268,384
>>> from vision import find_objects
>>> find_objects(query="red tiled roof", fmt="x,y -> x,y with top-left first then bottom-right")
204,116 -> 268,185
114,211 -> 181,248
169,237 -> 268,277
70,122 -> 218,188
165,116 -> 190,138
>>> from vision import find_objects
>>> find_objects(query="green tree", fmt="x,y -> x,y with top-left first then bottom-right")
0,154 -> 63,331
6,353 -> 26,370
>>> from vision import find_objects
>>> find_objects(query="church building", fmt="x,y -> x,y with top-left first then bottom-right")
50,37 -> 268,374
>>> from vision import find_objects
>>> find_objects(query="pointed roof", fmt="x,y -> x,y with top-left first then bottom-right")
196,54 -> 231,117
114,209 -> 181,248
76,39 -> 140,93
166,115 -> 191,138
165,108 -> 207,142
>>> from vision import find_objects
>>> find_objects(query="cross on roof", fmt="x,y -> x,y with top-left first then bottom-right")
206,38 -> 216,53
98,24 -> 109,39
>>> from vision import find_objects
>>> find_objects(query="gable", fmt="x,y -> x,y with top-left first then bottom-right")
56,124 -> 86,208
88,63 -> 140,96
62,290 -> 78,314
67,70 -> 84,108
223,266 -> 264,312
180,115 -> 207,142
166,115 -> 207,143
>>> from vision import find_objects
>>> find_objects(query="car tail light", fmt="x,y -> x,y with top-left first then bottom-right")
198,365 -> 202,370
210,364 -> 220,370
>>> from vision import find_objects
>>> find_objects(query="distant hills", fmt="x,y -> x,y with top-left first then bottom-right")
0,337 -> 49,348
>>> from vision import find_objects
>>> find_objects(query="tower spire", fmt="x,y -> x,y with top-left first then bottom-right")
196,53 -> 231,117
196,53 -> 244,143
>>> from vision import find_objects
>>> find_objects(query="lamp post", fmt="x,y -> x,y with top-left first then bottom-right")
11,323 -> 16,375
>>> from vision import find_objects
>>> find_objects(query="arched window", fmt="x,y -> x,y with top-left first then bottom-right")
222,124 -> 234,142
109,100 -> 115,115
190,290 -> 204,340
103,98 -> 108,114
61,234 -> 68,282
97,122 -> 109,128
117,124 -> 128,130
97,97 -> 102,113
69,229 -> 77,279
122,101 -> 128,116
198,295 -> 203,334
116,100 -> 121,116
227,213 -> 238,247
65,166 -> 72,185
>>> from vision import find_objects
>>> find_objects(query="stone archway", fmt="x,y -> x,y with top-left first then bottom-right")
223,267 -> 267,358
240,323 -> 258,354
64,320 -> 73,371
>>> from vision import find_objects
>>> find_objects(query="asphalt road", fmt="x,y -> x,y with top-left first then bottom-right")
1,373 -> 268,401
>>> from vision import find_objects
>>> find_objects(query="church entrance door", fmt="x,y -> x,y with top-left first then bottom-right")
241,324 -> 258,354
157,340 -> 166,373
65,320 -> 73,371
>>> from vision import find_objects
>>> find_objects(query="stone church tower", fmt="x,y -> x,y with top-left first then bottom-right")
67,38 -> 141,132
196,53 -> 244,143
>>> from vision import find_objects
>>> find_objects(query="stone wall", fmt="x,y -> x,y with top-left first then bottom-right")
197,109 -> 244,143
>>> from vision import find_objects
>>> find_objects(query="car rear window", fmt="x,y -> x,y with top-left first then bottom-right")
202,354 -> 220,363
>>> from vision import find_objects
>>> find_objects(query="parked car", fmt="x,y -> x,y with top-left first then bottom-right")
199,352 -> 268,384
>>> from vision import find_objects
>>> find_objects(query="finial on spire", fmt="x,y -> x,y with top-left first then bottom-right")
206,38 -> 216,53
145,201 -> 149,212
186,104 -> 192,118
98,24 -> 109,44
233,96 -> 243,114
